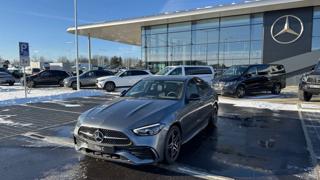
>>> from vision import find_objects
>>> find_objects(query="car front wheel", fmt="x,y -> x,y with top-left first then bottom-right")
272,84 -> 281,95
208,104 -> 218,128
104,82 -> 115,92
235,85 -> 246,98
299,90 -> 312,101
164,125 -> 181,164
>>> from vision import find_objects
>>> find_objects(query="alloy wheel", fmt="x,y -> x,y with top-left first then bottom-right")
165,126 -> 181,164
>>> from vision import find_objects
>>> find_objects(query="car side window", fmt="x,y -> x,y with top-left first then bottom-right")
257,65 -> 269,76
87,71 -> 95,77
186,79 -> 199,98
247,67 -> 258,77
40,71 -> 51,77
185,67 -> 212,75
169,67 -> 182,75
132,70 -> 148,76
120,71 -> 129,77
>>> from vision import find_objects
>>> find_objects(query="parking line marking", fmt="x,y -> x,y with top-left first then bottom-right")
159,164 -> 233,180
20,104 -> 82,114
0,120 -> 76,141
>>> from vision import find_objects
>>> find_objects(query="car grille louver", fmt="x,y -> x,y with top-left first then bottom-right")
78,126 -> 131,146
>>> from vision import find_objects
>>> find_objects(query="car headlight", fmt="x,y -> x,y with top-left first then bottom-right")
301,75 -> 308,82
133,123 -> 165,136
224,81 -> 237,86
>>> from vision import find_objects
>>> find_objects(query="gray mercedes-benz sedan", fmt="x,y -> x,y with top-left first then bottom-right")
73,76 -> 218,165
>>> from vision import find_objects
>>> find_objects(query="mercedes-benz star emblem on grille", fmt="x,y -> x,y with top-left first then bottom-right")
94,130 -> 104,143
270,15 -> 304,44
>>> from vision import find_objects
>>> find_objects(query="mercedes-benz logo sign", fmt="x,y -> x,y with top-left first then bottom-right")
270,15 -> 304,44
94,130 -> 104,143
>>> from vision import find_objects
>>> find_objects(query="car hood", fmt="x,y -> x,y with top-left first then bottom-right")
214,75 -> 241,83
79,98 -> 181,131
97,76 -> 116,81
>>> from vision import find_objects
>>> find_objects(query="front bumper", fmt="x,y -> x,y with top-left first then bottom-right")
96,81 -> 104,89
73,125 -> 166,165
300,83 -> 320,95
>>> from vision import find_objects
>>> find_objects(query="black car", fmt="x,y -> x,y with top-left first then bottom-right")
22,70 -> 71,88
299,61 -> 320,101
213,64 -> 286,98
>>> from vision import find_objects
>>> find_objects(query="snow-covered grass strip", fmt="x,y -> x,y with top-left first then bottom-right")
0,115 -> 32,127
219,97 -> 320,113
0,90 -> 105,107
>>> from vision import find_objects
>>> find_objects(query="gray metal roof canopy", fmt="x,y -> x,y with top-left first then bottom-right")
66,0 -> 320,45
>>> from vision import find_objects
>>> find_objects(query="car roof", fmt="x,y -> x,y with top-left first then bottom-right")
144,75 -> 192,81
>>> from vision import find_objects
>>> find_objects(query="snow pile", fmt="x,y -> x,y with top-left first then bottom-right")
219,97 -> 320,113
219,97 -> 298,111
0,85 -> 105,107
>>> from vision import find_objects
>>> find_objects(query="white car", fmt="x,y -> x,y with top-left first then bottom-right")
156,65 -> 215,85
96,69 -> 152,92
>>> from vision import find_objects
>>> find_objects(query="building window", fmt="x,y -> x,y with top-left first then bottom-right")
313,7 -> 320,51
142,13 -> 264,73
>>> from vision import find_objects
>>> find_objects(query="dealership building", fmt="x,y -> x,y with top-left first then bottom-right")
68,0 -> 320,84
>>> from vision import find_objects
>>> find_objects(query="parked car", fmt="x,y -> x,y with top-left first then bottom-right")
0,67 -> 10,74
96,69 -> 152,92
299,61 -> 320,101
74,76 -> 218,165
64,70 -> 114,90
156,65 -> 215,85
0,72 -> 15,86
22,70 -> 71,88
213,64 -> 286,98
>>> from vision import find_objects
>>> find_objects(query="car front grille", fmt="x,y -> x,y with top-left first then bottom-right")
78,126 -> 131,146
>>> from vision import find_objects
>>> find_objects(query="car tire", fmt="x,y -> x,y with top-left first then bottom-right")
8,82 -> 14,86
59,80 -> 64,87
164,125 -> 181,164
71,82 -> 77,90
299,90 -> 312,102
104,82 -> 115,92
235,85 -> 246,98
272,83 -> 281,95
208,104 -> 218,128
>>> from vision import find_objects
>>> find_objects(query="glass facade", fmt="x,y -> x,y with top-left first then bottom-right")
142,14 -> 264,73
312,7 -> 320,51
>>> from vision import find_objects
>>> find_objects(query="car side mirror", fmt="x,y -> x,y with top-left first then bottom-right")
188,94 -> 200,101
120,90 -> 127,97
245,74 -> 252,78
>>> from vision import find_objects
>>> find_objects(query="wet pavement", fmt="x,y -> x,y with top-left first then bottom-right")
0,95 -> 318,179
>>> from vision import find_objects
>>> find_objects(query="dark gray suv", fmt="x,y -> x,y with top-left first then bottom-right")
299,61 -> 320,101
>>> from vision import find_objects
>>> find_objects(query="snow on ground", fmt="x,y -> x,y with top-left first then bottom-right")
219,97 -> 320,113
219,97 -> 298,111
0,85 -> 105,107
0,114 -> 32,127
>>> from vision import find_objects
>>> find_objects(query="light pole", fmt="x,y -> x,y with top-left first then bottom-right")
74,0 -> 80,90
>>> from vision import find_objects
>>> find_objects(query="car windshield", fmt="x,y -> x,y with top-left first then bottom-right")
223,65 -> 249,76
115,70 -> 124,76
156,67 -> 174,75
124,79 -> 184,100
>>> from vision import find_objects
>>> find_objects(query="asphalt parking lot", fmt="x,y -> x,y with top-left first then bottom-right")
0,95 -> 319,180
